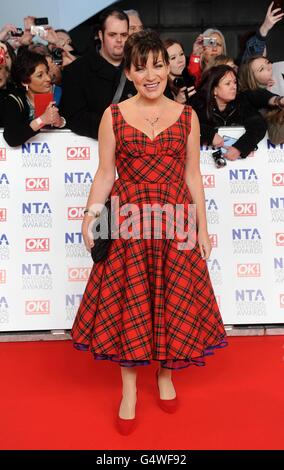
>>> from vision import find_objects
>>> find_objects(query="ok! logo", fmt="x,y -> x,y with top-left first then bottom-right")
0,148 -> 6,161
68,207 -> 85,220
272,173 -> 284,186
25,177 -> 49,191
276,233 -> 284,246
0,208 -> 7,222
25,300 -> 50,315
209,234 -> 218,247
66,147 -> 90,160
0,269 -> 6,283
237,263 -> 261,277
202,175 -> 215,188
233,203 -> 257,217
68,267 -> 91,281
25,238 -> 50,252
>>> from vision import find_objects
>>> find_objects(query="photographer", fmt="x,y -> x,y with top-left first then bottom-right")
3,49 -> 65,147
163,39 -> 196,104
192,65 -> 267,164
187,28 -> 226,88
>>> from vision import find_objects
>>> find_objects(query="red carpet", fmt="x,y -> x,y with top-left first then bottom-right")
0,336 -> 283,450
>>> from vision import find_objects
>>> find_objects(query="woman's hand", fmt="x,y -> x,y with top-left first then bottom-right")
40,101 -> 60,126
174,86 -> 196,104
212,133 -> 224,148
192,34 -> 204,56
198,229 -> 211,260
0,23 -> 18,41
223,145 -> 241,160
174,86 -> 187,104
62,49 -> 76,67
53,115 -> 65,128
82,217 -> 95,252
259,2 -> 284,37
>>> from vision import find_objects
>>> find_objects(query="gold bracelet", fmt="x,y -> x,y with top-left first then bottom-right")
83,208 -> 101,218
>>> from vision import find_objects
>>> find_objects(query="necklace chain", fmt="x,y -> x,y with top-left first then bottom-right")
144,116 -> 160,127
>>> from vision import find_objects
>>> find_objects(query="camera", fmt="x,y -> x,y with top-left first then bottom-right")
51,48 -> 63,65
34,17 -> 49,26
173,73 -> 196,89
203,37 -> 217,47
10,27 -> 24,37
173,72 -> 196,102
212,149 -> 227,168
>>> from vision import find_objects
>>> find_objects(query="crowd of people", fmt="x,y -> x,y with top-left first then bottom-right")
0,3 -> 284,160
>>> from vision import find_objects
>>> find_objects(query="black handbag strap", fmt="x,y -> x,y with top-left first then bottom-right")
112,71 -> 127,104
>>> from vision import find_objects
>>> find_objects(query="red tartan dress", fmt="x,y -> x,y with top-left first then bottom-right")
71,103 -> 227,369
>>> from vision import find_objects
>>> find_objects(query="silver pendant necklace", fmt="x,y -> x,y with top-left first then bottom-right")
144,116 -> 160,127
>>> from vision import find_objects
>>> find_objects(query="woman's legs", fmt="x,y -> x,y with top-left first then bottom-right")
157,367 -> 176,400
119,366 -> 137,420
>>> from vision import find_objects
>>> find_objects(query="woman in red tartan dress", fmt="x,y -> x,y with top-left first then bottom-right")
71,30 -> 227,434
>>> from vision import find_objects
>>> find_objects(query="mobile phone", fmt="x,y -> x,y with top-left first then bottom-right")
221,135 -> 237,154
34,17 -> 49,26
30,25 -> 47,38
273,0 -> 284,11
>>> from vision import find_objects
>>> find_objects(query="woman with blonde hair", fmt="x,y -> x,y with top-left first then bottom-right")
187,28 -> 226,87
239,55 -> 284,144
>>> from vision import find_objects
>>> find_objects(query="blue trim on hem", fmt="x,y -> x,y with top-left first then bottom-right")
72,339 -> 228,370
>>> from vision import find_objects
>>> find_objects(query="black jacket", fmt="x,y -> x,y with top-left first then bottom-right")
240,88 -> 278,109
191,93 -> 267,157
60,45 -> 136,139
0,83 -> 16,128
3,89 -> 39,147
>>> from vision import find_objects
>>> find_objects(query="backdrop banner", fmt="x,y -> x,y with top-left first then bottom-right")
0,129 -> 283,331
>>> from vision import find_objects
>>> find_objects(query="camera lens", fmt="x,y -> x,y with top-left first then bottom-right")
212,150 -> 227,169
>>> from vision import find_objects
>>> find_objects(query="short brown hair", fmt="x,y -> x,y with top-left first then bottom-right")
124,30 -> 169,71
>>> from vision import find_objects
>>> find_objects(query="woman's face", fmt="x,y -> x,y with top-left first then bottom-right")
167,43 -> 186,76
203,33 -> 224,63
126,51 -> 169,100
25,63 -> 51,94
251,57 -> 272,86
214,71 -> 237,106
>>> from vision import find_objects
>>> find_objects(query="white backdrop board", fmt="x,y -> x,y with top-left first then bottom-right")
0,129 -> 283,331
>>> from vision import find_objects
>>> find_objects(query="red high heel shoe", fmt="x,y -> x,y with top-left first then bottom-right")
116,395 -> 137,435
156,369 -> 178,413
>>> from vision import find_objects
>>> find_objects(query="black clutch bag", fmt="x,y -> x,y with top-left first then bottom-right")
90,199 -> 112,263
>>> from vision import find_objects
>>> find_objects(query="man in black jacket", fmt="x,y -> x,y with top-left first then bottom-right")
60,8 -> 136,139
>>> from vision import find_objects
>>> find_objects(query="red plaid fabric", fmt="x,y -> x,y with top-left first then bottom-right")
71,104 -> 227,369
